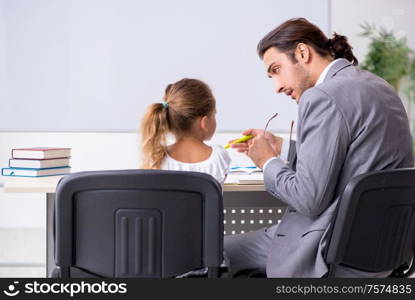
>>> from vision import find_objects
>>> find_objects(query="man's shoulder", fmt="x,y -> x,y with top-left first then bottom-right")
302,65 -> 396,114
298,86 -> 341,122
311,65 -> 391,100
300,84 -> 335,110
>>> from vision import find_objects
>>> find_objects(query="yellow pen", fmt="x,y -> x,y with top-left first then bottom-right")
224,135 -> 254,149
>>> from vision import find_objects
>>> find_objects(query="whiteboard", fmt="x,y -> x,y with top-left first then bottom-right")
0,0 -> 329,132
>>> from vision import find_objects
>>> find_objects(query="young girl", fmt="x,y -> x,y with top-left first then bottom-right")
140,78 -> 231,185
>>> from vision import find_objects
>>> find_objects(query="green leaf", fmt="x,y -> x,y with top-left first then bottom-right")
360,24 -> 413,91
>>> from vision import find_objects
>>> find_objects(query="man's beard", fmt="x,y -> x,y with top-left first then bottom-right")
295,64 -> 314,101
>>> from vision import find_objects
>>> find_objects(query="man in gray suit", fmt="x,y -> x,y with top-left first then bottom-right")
225,18 -> 414,277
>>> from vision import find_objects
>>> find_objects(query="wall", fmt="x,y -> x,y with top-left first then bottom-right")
0,0 -> 330,132
0,0 -> 7,105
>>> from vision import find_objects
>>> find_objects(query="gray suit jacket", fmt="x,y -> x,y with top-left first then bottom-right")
264,59 -> 414,277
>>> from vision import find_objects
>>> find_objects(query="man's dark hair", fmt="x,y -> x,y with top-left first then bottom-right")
257,18 -> 358,65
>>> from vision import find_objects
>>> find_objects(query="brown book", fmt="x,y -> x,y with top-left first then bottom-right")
11,147 -> 71,159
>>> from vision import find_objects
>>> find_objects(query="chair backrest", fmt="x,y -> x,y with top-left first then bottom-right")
325,168 -> 415,276
54,169 -> 223,278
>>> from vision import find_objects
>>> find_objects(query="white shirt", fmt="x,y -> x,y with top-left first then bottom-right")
262,59 -> 342,171
160,145 -> 231,185
315,58 -> 341,86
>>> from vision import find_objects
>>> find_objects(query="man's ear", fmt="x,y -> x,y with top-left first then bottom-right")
296,43 -> 311,63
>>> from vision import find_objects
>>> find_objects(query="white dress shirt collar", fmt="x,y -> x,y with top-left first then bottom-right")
315,58 -> 342,86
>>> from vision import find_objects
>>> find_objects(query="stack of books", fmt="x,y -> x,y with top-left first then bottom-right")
2,147 -> 71,177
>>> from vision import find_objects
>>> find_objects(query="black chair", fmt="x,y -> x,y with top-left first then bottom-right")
325,168 -> 415,277
52,170 -> 224,278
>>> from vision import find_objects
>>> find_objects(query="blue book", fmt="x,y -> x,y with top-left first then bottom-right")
2,166 -> 71,177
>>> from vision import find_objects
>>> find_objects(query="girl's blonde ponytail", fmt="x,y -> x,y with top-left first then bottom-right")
140,103 -> 169,169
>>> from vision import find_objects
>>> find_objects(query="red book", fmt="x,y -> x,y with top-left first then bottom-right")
11,148 -> 71,159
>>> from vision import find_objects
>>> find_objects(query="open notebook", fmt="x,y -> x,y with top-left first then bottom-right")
225,166 -> 264,184
229,166 -> 262,174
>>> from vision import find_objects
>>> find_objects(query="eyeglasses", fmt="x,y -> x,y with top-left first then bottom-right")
289,120 -> 295,143
264,113 -> 278,140
264,112 -> 295,143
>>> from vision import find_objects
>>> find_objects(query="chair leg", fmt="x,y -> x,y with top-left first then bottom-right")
327,265 -> 336,278
207,267 -> 219,278
50,267 -> 61,278
60,267 -> 70,278
389,258 -> 415,278
405,257 -> 415,278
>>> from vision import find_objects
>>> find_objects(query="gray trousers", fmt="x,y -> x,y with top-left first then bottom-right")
224,224 -> 277,273
224,224 -> 391,278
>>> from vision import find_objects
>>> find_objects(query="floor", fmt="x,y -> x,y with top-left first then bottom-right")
0,228 -> 45,277
1,228 -> 414,278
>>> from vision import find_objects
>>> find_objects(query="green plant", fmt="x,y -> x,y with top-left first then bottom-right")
360,23 -> 414,91
402,55 -> 415,101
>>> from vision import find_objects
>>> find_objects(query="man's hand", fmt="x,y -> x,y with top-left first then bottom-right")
246,134 -> 278,168
228,129 -> 283,155
228,129 -> 283,169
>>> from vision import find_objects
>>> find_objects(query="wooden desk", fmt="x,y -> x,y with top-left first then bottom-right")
3,176 -> 283,277
3,176 -> 266,193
